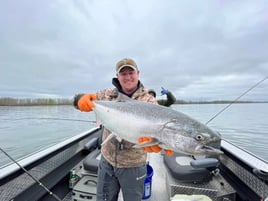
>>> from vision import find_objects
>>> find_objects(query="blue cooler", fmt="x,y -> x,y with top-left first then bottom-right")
142,164 -> 154,199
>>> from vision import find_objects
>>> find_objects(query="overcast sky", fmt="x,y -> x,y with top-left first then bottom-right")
0,0 -> 267,101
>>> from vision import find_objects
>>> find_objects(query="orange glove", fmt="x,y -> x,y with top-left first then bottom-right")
77,94 -> 97,112
138,137 -> 162,153
138,137 -> 174,156
164,149 -> 174,156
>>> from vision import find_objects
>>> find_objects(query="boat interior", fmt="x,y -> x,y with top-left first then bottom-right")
0,127 -> 267,201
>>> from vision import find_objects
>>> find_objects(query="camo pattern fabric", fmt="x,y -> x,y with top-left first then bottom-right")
96,87 -> 158,168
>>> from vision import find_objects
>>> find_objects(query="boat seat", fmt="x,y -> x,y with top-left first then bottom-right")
164,153 -> 219,183
83,136 -> 102,152
83,149 -> 101,173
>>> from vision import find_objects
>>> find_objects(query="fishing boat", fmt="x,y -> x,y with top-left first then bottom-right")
0,126 -> 267,201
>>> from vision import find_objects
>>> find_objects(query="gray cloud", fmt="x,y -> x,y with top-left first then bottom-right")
0,0 -> 267,101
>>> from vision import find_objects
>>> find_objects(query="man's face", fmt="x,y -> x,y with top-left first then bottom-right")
148,92 -> 155,97
117,67 -> 139,94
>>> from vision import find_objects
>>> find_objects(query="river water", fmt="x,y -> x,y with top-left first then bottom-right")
0,103 -> 267,167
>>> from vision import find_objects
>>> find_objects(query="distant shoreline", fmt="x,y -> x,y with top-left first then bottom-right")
175,100 -> 268,104
0,97 -> 267,106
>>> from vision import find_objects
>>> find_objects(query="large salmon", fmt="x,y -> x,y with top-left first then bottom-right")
93,95 -> 222,156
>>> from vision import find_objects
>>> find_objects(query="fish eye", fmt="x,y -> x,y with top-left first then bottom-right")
195,134 -> 204,141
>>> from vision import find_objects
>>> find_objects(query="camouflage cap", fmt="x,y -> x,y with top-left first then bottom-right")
116,58 -> 138,73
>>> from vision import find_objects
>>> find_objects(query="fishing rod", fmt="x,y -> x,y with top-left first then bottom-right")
205,76 -> 268,125
0,147 -> 62,201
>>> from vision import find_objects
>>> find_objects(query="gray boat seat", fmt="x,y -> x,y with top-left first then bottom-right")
83,136 -> 102,152
164,153 -> 219,183
83,149 -> 101,173
83,132 -> 103,173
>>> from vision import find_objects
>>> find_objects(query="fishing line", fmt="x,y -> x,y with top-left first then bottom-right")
0,147 -> 62,201
205,76 -> 268,125
2,117 -> 95,123
0,117 -> 95,200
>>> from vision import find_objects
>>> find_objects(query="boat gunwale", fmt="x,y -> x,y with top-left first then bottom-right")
221,139 -> 268,172
2,129 -> 267,180
0,127 -> 99,180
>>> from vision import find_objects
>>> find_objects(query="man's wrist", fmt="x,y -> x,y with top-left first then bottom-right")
73,94 -> 85,109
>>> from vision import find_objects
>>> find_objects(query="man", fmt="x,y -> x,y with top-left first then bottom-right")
73,58 -> 171,201
148,87 -> 176,107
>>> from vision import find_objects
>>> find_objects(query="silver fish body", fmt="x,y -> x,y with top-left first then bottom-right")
93,99 -> 222,156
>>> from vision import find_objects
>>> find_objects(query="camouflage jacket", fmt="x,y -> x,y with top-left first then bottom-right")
96,85 -> 158,168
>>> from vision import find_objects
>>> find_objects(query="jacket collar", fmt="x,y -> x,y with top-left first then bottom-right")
112,78 -> 143,97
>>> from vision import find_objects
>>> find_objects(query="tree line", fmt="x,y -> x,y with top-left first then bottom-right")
0,97 -> 266,106
0,97 -> 72,106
